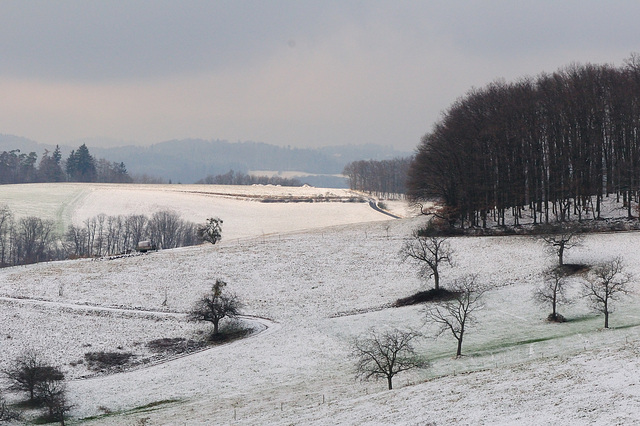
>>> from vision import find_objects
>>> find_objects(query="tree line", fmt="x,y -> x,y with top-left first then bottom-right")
0,144 -> 131,185
196,169 -> 303,186
0,207 -> 202,267
343,158 -> 411,199
408,55 -> 640,228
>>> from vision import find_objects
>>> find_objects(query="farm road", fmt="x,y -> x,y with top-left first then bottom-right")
367,199 -> 401,219
0,295 -> 280,375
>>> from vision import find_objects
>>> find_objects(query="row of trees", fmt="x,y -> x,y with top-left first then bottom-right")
64,211 -> 203,259
0,144 -> 131,185
408,56 -> 640,228
343,158 -> 411,199
0,207 -> 212,267
196,170 -> 302,187
355,228 -> 633,391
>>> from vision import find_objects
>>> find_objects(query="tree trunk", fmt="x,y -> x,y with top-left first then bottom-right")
558,244 -> 564,266
433,269 -> 440,290
456,338 -> 463,357
387,375 -> 393,390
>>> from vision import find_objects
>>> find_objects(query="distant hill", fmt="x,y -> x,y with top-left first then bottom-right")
0,135 -> 412,187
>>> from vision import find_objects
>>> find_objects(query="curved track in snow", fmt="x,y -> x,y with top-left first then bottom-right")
0,295 -> 280,378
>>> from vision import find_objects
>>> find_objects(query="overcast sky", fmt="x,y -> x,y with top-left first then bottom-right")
2,1 -> 639,152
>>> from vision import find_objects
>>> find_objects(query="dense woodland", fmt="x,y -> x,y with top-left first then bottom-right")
343,158 -> 411,199
196,170 -> 302,186
0,144 -> 131,185
0,207 -> 200,267
408,56 -> 640,228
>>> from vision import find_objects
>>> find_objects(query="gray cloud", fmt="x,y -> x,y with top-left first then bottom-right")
1,1 -> 639,150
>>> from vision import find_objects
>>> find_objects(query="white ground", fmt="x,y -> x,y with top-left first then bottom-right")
0,184 -> 639,425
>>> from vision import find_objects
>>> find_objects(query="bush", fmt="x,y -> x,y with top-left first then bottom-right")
547,313 -> 567,323
84,351 -> 134,371
208,321 -> 252,343
394,288 -> 460,307
147,338 -> 206,354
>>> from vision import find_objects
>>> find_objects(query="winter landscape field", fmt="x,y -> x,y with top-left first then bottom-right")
1,183 -> 640,425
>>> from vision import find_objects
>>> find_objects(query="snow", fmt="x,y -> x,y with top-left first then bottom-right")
0,183 -> 640,424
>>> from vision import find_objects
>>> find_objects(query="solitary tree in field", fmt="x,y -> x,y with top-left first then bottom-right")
426,275 -> 487,357
189,279 -> 242,336
352,328 -> 426,390
583,257 -> 630,328
197,217 -> 223,244
535,267 -> 571,322
540,224 -> 584,266
4,351 -> 64,402
400,231 -> 453,290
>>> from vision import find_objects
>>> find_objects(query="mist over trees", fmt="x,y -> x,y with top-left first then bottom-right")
343,158 -> 411,198
408,56 -> 640,229
0,143 -> 131,184
196,170 -> 302,186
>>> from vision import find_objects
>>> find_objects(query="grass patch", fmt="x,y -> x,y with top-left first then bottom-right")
394,288 -> 460,307
565,314 -> 600,323
81,399 -> 183,421
132,399 -> 182,413
609,322 -> 640,330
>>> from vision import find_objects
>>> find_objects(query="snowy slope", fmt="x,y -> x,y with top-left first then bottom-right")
0,184 -> 639,424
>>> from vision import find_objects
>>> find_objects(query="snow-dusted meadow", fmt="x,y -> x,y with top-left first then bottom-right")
1,183 -> 640,424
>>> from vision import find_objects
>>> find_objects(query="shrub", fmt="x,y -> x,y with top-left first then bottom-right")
84,351 -> 134,371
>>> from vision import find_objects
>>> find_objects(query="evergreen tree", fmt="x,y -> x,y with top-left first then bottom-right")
38,146 -> 65,182
66,144 -> 96,182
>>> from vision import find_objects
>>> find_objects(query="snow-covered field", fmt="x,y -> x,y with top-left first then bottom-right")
1,183 -> 640,424
0,183 -> 408,238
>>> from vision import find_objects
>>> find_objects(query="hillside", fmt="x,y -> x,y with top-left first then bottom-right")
0,185 -> 638,424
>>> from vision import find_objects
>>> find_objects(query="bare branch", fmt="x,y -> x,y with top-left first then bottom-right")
352,328 -> 427,390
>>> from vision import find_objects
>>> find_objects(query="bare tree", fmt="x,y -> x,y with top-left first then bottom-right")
535,266 -> 571,322
400,231 -> 453,290
540,224 -> 584,266
583,257 -> 630,328
4,351 -> 64,402
189,279 -> 242,336
0,205 -> 13,266
426,275 -> 487,357
352,328 -> 426,390
36,377 -> 71,425
197,217 -> 223,244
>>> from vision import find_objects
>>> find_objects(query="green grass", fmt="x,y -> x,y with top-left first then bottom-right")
79,398 -> 183,422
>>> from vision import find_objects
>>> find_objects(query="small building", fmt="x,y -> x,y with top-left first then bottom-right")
137,240 -> 153,252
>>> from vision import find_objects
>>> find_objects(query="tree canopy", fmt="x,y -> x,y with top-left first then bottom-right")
408,56 -> 640,229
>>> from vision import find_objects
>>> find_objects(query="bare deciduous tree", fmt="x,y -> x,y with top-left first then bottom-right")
583,257 -> 630,328
4,351 -> 64,402
400,231 -> 453,290
189,279 -> 242,336
37,377 -> 71,425
352,328 -> 426,390
535,267 -> 571,322
540,224 -> 584,266
426,275 -> 487,357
